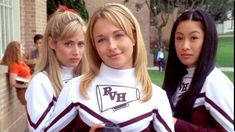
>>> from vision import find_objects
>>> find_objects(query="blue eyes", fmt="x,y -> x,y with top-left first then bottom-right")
115,33 -> 124,38
78,42 -> 85,47
97,38 -> 105,43
64,42 -> 73,47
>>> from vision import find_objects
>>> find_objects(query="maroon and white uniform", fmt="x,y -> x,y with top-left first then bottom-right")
173,67 -> 234,131
45,63 -> 174,132
25,66 -> 74,131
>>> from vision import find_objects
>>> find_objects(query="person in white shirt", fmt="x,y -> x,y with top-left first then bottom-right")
45,3 -> 174,132
163,10 -> 234,131
156,47 -> 165,71
25,5 -> 87,131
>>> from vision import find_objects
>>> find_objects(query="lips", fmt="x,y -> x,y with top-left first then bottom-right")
70,58 -> 80,62
181,53 -> 192,59
108,53 -> 121,58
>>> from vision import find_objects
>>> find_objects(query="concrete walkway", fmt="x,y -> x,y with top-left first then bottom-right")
148,67 -> 234,72
219,67 -> 234,72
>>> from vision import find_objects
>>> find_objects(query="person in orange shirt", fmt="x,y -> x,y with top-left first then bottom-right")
1,41 -> 31,105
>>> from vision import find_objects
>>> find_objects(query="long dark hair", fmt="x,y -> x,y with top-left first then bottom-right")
163,10 -> 218,121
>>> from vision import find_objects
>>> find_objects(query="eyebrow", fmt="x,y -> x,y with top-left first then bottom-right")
64,40 -> 74,43
65,39 -> 84,43
175,31 -> 201,35
94,34 -> 104,39
94,29 -> 124,39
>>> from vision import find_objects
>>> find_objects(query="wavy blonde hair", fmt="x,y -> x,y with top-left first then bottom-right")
80,3 -> 152,102
34,8 -> 87,97
1,41 -> 22,66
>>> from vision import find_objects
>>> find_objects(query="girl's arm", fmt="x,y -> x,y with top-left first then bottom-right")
153,90 -> 175,132
25,73 -> 56,131
45,83 -> 78,132
9,72 -> 28,88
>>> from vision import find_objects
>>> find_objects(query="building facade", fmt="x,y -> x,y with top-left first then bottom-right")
0,0 -> 46,131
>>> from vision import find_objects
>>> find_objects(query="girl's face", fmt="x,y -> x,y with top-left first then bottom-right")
175,20 -> 204,68
93,18 -> 135,69
52,30 -> 85,67
18,44 -> 23,57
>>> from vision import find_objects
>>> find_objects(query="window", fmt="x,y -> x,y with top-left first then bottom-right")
0,0 -> 20,57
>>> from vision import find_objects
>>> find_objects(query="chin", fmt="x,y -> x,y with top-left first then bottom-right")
66,64 -> 78,68
109,65 -> 121,69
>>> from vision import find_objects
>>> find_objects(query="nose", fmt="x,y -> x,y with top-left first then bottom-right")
182,39 -> 190,51
72,45 -> 80,56
108,38 -> 117,50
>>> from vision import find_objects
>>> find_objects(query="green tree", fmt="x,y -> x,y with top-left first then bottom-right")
126,0 -> 233,54
174,0 -> 233,23
47,0 -> 89,22
203,0 -> 233,23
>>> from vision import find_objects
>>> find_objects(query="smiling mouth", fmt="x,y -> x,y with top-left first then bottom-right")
109,53 -> 121,58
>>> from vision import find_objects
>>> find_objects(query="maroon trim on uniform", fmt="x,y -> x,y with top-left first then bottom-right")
175,106 -> 227,131
76,102 -> 113,123
45,103 -> 76,131
118,110 -> 153,127
46,102 -> 173,131
197,93 -> 205,98
204,95 -> 234,124
27,96 -> 57,129
45,102 -> 113,131
153,109 -> 172,132
78,103 -> 172,131
198,93 -> 234,125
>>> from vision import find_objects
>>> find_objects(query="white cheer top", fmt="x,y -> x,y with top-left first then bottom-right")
25,66 -> 75,131
45,63 -> 174,132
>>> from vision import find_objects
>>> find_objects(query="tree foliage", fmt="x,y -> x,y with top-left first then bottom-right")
168,0 -> 233,22
47,0 -> 89,22
124,0 -> 233,55
203,0 -> 233,23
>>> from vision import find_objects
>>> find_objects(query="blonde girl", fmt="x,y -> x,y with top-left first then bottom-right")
25,6 -> 87,131
46,3 -> 174,132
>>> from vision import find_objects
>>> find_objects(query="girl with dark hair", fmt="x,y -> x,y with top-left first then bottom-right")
163,10 -> 234,131
25,34 -> 43,74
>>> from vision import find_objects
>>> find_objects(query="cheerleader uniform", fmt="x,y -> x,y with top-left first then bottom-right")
45,63 -> 174,132
25,66 -> 74,131
173,67 -> 234,131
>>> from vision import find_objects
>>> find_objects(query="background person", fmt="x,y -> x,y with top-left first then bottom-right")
25,34 -> 43,74
163,10 -> 234,131
25,5 -> 87,131
156,47 -> 165,71
0,41 -> 31,105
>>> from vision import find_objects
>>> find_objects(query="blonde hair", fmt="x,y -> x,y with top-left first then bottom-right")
1,41 -> 22,66
80,3 -> 152,102
34,8 -> 87,97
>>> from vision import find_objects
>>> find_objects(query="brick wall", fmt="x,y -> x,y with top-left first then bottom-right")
85,0 -> 153,66
21,0 -> 47,52
0,0 -> 47,131
35,0 -> 47,35
0,65 -> 27,131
